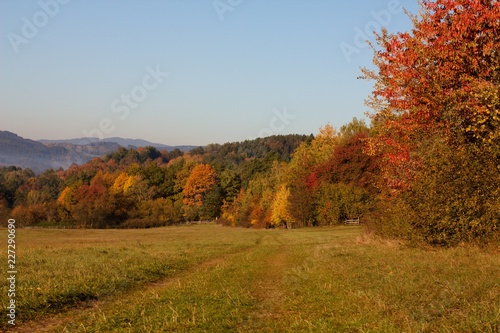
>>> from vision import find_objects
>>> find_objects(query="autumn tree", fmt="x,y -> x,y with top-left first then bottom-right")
312,119 -> 378,191
173,155 -> 201,197
182,164 -> 219,220
270,185 -> 294,229
364,0 -> 500,187
111,172 -> 133,194
137,146 -> 162,163
304,119 -> 378,226
364,0 -> 500,244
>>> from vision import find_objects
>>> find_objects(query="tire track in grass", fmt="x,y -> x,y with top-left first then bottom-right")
241,232 -> 293,332
252,247 -> 288,316
10,241 -> 261,333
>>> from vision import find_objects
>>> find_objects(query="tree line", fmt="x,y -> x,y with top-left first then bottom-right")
1,0 -> 498,246
0,135 -> 310,229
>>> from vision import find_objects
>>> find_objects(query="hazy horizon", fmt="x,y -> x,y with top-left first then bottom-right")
4,128 -> 310,147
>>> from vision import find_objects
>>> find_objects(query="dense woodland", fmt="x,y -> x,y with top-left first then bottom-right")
1,0 -> 499,246
0,134 -> 312,228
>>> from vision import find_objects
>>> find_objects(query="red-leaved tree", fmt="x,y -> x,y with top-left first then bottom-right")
364,0 -> 500,192
364,0 -> 500,245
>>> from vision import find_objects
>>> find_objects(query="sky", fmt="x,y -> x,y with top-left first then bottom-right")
0,0 -> 421,146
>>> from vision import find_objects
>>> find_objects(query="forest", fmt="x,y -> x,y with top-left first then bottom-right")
1,0 -> 499,246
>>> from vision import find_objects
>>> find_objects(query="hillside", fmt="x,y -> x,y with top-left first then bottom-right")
0,131 -> 121,173
0,131 -> 201,173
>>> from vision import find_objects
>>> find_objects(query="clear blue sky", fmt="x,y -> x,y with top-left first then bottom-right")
0,0 -> 420,146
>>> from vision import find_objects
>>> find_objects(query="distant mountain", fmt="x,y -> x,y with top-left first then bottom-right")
0,131 -> 201,173
39,137 -> 198,152
0,131 -> 121,173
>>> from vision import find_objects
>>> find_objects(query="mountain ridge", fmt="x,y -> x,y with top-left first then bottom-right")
0,131 -> 200,173
38,137 -> 199,151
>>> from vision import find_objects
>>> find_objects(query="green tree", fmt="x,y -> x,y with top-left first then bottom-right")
220,169 -> 241,204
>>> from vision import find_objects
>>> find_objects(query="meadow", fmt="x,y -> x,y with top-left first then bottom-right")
1,224 -> 499,332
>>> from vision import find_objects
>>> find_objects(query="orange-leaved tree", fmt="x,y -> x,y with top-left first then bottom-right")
183,164 -> 218,207
182,164 -> 219,220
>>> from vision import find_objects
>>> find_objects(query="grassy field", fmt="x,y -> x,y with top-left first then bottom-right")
1,224 -> 499,332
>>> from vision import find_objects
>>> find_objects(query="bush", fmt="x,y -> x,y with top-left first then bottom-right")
364,197 -> 416,242
404,145 -> 500,246
369,142 -> 500,246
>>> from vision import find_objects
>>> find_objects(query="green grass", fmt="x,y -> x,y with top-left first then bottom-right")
1,225 -> 499,332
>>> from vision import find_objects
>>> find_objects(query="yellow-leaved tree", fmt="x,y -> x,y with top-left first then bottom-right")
271,185 -> 294,229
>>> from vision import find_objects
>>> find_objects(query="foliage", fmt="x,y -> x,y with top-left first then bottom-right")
10,203 -> 57,227
403,142 -> 500,246
0,166 -> 35,207
182,164 -> 218,208
362,0 -> 500,245
122,198 -> 182,228
364,0 -> 500,189
65,172 -> 129,228
270,185 -> 294,229
1,135 -> 311,228
216,120 -> 379,229
285,125 -> 339,227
